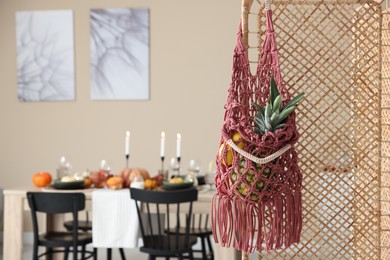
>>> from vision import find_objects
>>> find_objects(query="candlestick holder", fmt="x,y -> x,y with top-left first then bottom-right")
177,157 -> 181,176
160,156 -> 165,172
159,156 -> 169,180
125,154 -> 129,168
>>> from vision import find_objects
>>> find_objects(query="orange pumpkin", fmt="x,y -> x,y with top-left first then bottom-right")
120,168 -> 150,188
32,172 -> 52,187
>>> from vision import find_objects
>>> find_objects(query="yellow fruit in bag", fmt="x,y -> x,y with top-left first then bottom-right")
219,143 -> 233,166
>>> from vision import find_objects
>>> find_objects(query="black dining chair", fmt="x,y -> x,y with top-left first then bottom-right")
27,192 -> 95,260
169,213 -> 214,260
192,213 -> 214,260
130,187 -> 198,260
64,213 -> 126,260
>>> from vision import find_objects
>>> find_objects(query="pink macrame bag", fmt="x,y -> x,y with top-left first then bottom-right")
211,4 -> 302,254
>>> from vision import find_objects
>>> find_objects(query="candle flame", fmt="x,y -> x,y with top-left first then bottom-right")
126,131 -> 130,137
177,133 -> 181,139
161,131 -> 165,138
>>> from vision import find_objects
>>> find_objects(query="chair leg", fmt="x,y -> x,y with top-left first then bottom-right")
63,247 -> 69,260
200,237 -> 207,260
48,247 -> 53,260
189,249 -> 194,260
107,248 -> 112,260
73,246 -> 77,260
32,242 -> 38,260
93,248 -> 98,260
81,245 -> 86,259
206,236 -> 214,260
119,248 -> 126,260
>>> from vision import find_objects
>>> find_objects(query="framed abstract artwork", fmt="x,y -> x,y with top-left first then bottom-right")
90,8 -> 150,100
15,10 -> 75,101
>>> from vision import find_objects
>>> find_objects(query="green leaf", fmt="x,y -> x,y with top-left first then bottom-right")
265,103 -> 272,119
276,105 -> 296,125
270,76 -> 280,105
270,110 -> 280,126
274,123 -> 286,131
272,95 -> 282,113
252,102 -> 264,114
284,93 -> 305,110
254,111 -> 267,134
264,111 -> 272,131
255,110 -> 265,122
254,117 -> 265,129
254,124 -> 265,135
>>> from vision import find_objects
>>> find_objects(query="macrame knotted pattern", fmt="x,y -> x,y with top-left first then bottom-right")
211,9 -> 302,254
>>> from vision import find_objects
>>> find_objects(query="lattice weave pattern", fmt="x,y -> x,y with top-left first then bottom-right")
215,0 -> 383,259
264,1 -> 381,258
381,8 -> 390,260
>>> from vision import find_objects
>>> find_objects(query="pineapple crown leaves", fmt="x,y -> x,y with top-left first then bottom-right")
252,76 -> 304,136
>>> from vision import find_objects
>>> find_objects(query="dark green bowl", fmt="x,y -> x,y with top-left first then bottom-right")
162,181 -> 193,190
52,179 -> 85,190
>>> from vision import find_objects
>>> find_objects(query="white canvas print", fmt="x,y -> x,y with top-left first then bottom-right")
15,10 -> 75,101
90,8 -> 149,100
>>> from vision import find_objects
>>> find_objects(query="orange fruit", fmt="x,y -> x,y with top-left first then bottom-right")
83,177 -> 92,188
32,172 -> 52,187
106,176 -> 124,190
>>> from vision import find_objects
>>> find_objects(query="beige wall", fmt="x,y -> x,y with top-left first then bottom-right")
0,0 -> 241,189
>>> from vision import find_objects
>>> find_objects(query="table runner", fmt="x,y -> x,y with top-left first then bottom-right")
92,189 -> 139,248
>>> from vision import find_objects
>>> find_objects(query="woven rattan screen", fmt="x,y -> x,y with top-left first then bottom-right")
381,8 -> 390,260
241,0 -> 383,258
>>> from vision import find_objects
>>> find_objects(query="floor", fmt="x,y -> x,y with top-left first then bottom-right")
0,244 -> 148,260
0,243 -> 219,260
0,229 -> 215,260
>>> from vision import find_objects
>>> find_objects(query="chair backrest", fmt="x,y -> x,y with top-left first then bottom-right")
27,192 -> 85,213
130,188 -> 198,253
27,192 -> 85,246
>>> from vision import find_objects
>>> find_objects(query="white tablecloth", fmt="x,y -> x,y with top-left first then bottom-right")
92,189 -> 139,248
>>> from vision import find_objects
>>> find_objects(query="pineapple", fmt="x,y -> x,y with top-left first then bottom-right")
231,77 -> 304,200
232,158 -> 271,201
253,77 -> 304,136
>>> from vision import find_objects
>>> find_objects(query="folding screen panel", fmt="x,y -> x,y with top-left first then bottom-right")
242,0 -> 383,258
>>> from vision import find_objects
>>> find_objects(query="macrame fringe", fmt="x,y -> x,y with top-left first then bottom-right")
211,191 -> 302,254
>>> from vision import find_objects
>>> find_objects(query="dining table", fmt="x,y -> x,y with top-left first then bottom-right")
2,186 -> 241,260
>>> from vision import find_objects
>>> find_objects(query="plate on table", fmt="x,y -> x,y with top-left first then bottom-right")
162,181 -> 193,190
52,179 -> 85,190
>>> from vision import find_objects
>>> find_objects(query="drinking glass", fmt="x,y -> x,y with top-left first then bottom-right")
99,160 -> 111,173
205,172 -> 216,190
185,171 -> 198,187
56,156 -> 72,180
188,159 -> 201,175
205,160 -> 216,190
170,157 -> 180,176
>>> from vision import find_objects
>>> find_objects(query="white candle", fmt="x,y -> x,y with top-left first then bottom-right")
125,131 -> 130,156
176,133 -> 181,158
160,131 -> 166,157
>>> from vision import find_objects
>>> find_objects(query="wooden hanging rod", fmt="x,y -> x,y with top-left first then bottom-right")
241,0 -> 255,49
